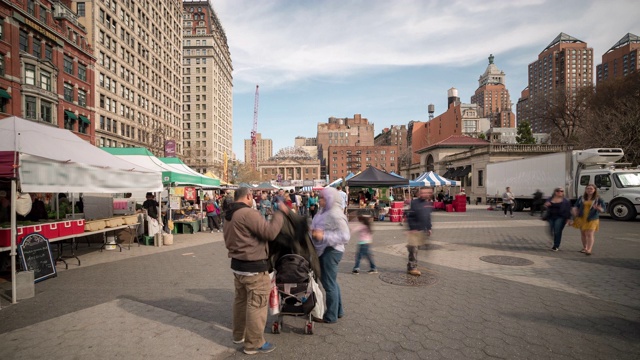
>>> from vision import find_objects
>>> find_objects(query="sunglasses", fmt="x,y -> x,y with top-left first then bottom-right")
555,190 -> 564,192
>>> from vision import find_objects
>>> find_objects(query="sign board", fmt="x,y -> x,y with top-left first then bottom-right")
18,233 -> 57,283
183,187 -> 196,201
164,140 -> 176,157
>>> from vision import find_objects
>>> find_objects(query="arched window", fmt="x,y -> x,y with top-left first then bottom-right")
426,154 -> 434,172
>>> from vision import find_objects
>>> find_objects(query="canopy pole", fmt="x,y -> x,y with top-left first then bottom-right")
10,179 -> 17,304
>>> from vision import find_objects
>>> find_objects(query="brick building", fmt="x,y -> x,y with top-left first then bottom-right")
596,33 -> 639,84
470,54 -> 515,128
316,114 -> 374,178
517,33 -> 593,133
0,0 -> 95,143
243,132 -> 272,165
326,145 -> 399,182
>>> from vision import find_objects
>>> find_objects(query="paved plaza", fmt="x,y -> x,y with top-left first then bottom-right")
0,206 -> 639,359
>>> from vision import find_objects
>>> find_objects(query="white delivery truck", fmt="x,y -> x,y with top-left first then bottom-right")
486,148 -> 640,221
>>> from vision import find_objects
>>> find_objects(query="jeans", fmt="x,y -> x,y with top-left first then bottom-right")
354,243 -> 376,270
319,247 -> 344,323
548,217 -> 566,248
207,214 -> 220,230
503,203 -> 513,215
407,245 -> 419,270
232,272 -> 270,351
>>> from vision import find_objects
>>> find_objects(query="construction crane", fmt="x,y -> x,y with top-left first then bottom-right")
250,85 -> 259,171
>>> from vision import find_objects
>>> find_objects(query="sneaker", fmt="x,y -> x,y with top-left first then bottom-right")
504,215 -> 507,217
210,231 -> 214,234
233,338 -> 244,344
511,215 -> 514,218
368,269 -> 379,274
244,342 -> 276,355
352,269 -> 359,274
217,229 -> 222,232
407,269 -> 421,276
551,247 -> 559,251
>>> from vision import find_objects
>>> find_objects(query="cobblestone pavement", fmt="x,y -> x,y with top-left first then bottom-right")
0,207 -> 639,359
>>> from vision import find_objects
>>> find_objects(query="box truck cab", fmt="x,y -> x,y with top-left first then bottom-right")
575,149 -> 640,221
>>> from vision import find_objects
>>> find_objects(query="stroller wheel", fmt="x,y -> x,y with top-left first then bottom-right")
304,321 -> 314,335
271,321 -> 280,334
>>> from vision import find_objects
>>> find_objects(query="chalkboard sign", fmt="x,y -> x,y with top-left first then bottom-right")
18,233 -> 57,283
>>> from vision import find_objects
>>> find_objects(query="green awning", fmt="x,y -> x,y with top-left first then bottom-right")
79,115 -> 91,124
0,88 -> 11,99
64,110 -> 77,120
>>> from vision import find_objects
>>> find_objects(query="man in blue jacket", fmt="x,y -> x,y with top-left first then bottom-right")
405,186 -> 434,276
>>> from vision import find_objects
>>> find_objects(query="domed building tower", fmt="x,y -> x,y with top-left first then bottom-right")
471,54 -> 515,128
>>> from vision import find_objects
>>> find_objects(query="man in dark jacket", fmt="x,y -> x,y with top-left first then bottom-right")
405,186 -> 434,276
223,187 -> 287,355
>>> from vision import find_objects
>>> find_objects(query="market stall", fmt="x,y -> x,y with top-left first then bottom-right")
0,117 -> 163,303
345,167 -> 409,220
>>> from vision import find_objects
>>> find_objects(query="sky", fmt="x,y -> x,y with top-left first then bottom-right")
210,0 -> 639,161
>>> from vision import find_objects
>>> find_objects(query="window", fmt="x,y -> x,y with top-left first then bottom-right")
579,175 -> 590,186
25,96 -> 37,119
594,174 -> 612,188
77,3 -> 85,16
25,64 -> 36,85
477,170 -> 484,187
64,83 -> 73,101
64,55 -> 73,74
40,70 -> 51,91
78,89 -> 86,107
0,54 -> 4,76
0,18 -> 3,40
64,111 -> 74,130
40,101 -> 52,123
27,0 -> 35,15
19,30 -> 28,52
32,38 -> 41,58
39,6 -> 47,23
45,43 -> 53,61
78,64 -> 87,81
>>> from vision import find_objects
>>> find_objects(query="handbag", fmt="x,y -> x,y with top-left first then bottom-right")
541,208 -> 549,221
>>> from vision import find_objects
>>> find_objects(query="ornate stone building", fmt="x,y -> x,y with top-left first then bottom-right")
258,146 -> 320,182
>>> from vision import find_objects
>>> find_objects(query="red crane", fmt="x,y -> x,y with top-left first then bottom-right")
250,85 -> 259,171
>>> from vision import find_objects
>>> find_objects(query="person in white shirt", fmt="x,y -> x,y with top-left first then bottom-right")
337,186 -> 348,214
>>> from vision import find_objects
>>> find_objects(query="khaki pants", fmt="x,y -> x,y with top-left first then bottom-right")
233,272 -> 270,350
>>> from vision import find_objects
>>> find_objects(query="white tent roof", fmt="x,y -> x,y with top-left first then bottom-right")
0,117 -> 162,193
415,171 -> 458,186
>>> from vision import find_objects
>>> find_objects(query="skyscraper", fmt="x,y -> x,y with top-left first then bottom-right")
75,0 -> 183,155
244,133 -> 272,165
517,33 -> 593,133
596,33 -> 639,84
471,54 -> 515,128
182,0 -> 233,173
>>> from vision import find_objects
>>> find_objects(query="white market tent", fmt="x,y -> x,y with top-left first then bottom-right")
0,117 -> 163,304
415,171 -> 459,187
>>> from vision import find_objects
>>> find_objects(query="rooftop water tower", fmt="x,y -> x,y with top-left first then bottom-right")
428,103 -> 435,120
447,87 -> 460,108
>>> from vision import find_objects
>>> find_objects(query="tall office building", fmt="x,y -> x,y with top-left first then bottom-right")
596,33 -> 639,84
517,33 -> 593,133
75,0 -> 183,155
0,0 -> 95,143
182,0 -> 232,173
470,54 -> 515,128
243,133 -> 272,165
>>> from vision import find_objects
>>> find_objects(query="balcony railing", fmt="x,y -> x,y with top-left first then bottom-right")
442,144 -> 574,162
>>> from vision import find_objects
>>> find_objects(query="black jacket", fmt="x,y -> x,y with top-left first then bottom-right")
268,211 -> 321,280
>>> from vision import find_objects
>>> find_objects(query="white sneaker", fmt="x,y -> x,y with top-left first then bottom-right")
511,215 -> 514,218
210,231 -> 214,233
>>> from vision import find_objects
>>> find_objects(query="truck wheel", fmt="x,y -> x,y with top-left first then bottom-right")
513,199 -> 525,212
609,200 -> 637,221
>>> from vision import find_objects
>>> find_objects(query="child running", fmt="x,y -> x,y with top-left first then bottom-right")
350,214 -> 378,274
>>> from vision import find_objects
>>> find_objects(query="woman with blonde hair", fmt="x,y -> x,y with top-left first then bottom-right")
572,184 -> 606,255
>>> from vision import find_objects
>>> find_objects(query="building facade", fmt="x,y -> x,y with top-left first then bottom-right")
75,0 -> 183,156
316,114 -> 374,179
182,0 -> 232,173
243,132 -> 272,165
0,0 -> 95,143
326,145 -> 399,182
470,54 -> 515,128
258,146 -> 320,182
517,33 -> 594,133
596,33 -> 639,84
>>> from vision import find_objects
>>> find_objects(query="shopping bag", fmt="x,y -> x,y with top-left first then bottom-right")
407,231 -> 427,246
269,271 -> 280,316
310,276 -> 325,319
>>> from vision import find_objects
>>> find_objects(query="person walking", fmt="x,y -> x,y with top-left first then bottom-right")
572,184 -> 605,255
350,214 -> 378,274
308,191 -> 319,219
206,198 -> 222,232
502,187 -> 515,218
544,188 -> 572,251
223,187 -> 287,355
405,186 -> 434,276
531,189 -> 544,216
310,187 -> 350,323
337,186 -> 348,214
259,193 -> 272,220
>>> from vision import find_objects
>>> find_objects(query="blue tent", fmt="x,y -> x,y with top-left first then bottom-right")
415,171 -> 458,186
390,172 -> 423,187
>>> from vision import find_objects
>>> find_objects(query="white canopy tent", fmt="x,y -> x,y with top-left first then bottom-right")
415,171 -> 459,187
0,117 -> 163,304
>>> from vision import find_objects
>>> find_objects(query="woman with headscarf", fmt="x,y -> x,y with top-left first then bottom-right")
310,187 -> 351,323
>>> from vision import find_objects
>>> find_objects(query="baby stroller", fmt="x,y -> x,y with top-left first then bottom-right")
271,253 -> 318,335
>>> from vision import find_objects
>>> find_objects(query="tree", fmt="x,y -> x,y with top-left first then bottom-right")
531,87 -> 591,144
516,121 -> 536,144
231,162 -> 262,184
579,72 -> 640,165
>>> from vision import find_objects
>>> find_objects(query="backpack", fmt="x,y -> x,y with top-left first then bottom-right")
206,203 -> 215,213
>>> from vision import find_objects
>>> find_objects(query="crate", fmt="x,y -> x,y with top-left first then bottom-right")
33,223 -> 59,240
140,235 -> 154,246
72,220 -> 85,234
105,217 -> 124,227
85,220 -> 106,232
122,215 -> 138,225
